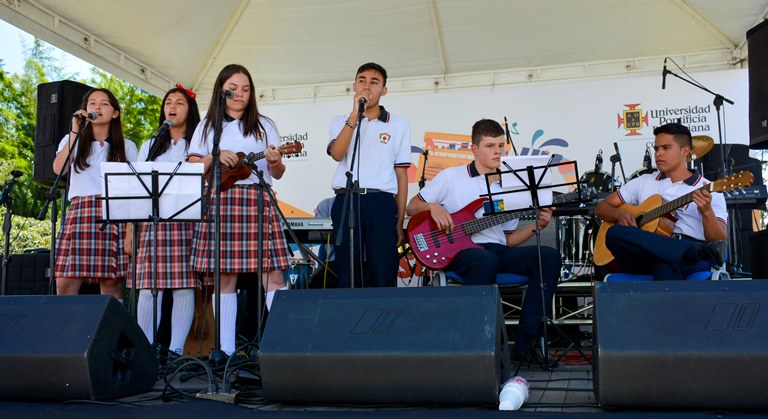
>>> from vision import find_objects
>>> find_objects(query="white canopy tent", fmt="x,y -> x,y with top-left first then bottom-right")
2,0 -> 767,106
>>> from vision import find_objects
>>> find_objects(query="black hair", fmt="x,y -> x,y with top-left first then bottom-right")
356,62 -> 388,86
653,122 -> 692,148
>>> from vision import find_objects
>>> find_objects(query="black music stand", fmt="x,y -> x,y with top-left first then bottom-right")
487,155 -> 591,371
100,161 -> 204,350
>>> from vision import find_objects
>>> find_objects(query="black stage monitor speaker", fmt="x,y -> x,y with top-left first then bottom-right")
2,252 -> 50,295
594,280 -> 768,409
748,19 -> 768,149
34,80 -> 92,187
0,295 -> 158,400
259,286 -> 510,405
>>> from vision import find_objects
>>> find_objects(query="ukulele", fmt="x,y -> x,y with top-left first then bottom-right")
207,141 -> 303,191
592,170 -> 754,267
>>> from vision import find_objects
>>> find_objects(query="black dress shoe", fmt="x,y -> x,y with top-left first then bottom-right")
698,240 -> 726,266
166,350 -> 182,365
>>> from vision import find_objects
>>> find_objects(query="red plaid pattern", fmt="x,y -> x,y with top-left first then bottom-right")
191,185 -> 290,279
132,222 -> 198,289
54,195 -> 129,282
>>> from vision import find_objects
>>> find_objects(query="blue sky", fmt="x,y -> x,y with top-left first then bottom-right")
0,19 -> 96,76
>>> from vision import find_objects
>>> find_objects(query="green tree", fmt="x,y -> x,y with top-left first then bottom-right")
0,39 -> 53,219
0,36 -> 161,253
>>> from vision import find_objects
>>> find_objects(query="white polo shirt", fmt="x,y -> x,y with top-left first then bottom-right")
188,115 -> 280,186
617,171 -> 727,241
327,106 -> 411,194
136,137 -> 188,163
57,135 -> 138,199
416,162 -> 518,246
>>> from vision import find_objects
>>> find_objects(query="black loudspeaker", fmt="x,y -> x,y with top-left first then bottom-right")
748,19 -> 768,149
750,229 -> 768,279
0,295 -> 158,400
34,80 -> 92,187
259,286 -> 510,405
2,252 -> 50,295
594,280 -> 768,409
696,144 -> 764,185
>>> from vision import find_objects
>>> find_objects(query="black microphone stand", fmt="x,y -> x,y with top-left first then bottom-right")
37,119 -> 85,294
334,100 -> 365,288
1,183 -> 17,295
503,116 -> 519,156
663,66 -> 734,178
418,150 -> 429,190
251,164 -> 267,347
209,92 -> 228,367
611,142 -> 626,186
664,65 -> 739,273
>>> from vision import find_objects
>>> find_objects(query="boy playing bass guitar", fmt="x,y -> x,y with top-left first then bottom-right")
406,119 -> 560,361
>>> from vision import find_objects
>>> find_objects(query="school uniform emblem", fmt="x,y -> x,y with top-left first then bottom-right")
617,103 -> 649,136
379,133 -> 391,144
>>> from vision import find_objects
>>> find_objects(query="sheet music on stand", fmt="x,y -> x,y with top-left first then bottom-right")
99,162 -> 204,223
483,155 -> 581,215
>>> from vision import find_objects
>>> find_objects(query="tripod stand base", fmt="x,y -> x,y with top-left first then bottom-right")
209,348 -> 228,368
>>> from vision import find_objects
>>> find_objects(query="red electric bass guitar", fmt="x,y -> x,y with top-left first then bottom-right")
407,191 -> 582,270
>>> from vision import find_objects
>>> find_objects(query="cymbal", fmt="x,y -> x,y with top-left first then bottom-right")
690,135 -> 714,160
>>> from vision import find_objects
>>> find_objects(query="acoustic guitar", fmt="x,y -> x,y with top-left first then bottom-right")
592,170 -> 754,267
206,141 -> 303,191
407,190 -> 583,270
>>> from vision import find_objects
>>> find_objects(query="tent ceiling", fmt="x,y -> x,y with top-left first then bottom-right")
2,0 -> 767,104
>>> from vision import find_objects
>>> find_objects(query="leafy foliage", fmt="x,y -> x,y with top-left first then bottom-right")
0,37 -> 161,252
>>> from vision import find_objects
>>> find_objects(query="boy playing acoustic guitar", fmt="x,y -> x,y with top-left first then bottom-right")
594,122 -> 734,280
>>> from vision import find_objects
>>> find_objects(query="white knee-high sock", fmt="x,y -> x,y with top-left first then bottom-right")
266,287 -> 288,311
213,293 -> 238,356
169,289 -> 194,355
137,289 -> 163,344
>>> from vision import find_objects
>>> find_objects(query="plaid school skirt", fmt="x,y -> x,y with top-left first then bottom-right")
54,195 -> 129,282
190,185 -> 290,281
132,221 -> 198,289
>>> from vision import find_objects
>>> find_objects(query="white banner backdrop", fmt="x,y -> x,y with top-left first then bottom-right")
261,69 -> 750,216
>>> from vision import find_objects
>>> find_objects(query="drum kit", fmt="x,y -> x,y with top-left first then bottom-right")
559,136 -> 715,279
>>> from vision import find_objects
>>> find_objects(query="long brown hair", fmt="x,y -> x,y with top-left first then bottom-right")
201,64 -> 268,142
72,88 -> 127,172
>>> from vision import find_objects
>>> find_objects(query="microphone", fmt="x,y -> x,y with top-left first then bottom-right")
594,150 -> 603,173
661,58 -> 668,90
73,112 -> 98,121
0,170 -> 23,206
358,96 -> 366,113
612,142 -> 622,163
155,119 -> 173,136
145,120 -> 174,162
643,145 -> 652,170
220,89 -> 235,98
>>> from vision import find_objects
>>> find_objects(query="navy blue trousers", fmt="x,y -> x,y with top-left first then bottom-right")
447,243 -> 561,352
605,224 -> 713,280
331,192 -> 398,288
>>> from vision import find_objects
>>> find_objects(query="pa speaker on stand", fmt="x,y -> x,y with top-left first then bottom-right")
34,80 -> 92,187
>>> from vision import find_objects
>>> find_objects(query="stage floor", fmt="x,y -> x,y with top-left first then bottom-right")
2,348 -> 767,418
